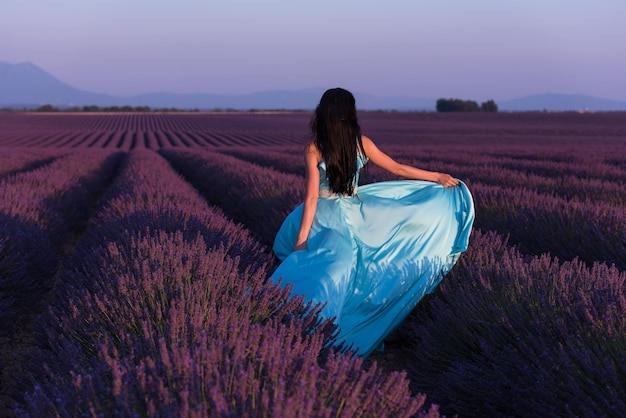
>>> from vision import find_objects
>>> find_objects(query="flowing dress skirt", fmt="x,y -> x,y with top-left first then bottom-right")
271,180 -> 475,357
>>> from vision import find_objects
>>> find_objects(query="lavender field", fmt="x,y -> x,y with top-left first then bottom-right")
1,111 -> 625,417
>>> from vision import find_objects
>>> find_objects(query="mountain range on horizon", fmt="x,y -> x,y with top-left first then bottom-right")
2,61 -> 626,112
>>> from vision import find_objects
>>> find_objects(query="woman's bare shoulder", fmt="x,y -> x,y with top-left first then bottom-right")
361,135 -> 378,151
304,141 -> 322,163
305,140 -> 317,151
305,141 -> 321,155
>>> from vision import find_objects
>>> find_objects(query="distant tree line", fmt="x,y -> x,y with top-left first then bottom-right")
1,105 -> 308,113
32,104 -> 199,113
436,98 -> 498,112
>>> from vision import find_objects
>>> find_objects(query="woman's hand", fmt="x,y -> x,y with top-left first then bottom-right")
434,173 -> 459,188
293,241 -> 308,252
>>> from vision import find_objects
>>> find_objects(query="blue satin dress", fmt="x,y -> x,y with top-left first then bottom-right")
271,154 -> 475,357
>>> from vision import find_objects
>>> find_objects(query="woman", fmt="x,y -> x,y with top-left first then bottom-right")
271,88 -> 474,357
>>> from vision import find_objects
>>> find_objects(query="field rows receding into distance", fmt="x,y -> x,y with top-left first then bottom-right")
1,111 -> 625,417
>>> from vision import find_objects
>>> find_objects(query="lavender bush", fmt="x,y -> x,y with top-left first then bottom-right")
0,149 -> 122,320
0,150 -> 123,413
69,149 -> 272,270
160,148 -> 305,246
470,183 -> 626,268
0,148 -> 64,179
217,146 -> 305,175
396,229 -> 626,417
393,149 -> 626,205
21,232 -> 429,416
0,150 -> 122,245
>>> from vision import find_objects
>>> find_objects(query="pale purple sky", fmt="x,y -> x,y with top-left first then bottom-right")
2,0 -> 625,101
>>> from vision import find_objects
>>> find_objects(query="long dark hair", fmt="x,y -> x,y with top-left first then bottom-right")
310,88 -> 365,195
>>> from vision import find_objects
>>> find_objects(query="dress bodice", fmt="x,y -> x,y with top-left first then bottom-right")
318,153 -> 368,196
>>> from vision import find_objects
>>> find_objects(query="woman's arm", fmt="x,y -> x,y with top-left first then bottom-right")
293,142 -> 321,251
361,135 -> 459,187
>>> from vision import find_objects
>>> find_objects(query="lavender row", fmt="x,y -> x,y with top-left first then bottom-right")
71,149 -> 269,270
388,146 -> 626,182
394,229 -> 626,417
160,148 -> 305,246
469,183 -> 626,269
467,168 -> 626,206
215,146 -> 401,191
218,146 -> 306,175
23,234 -> 427,416
0,147 -> 65,179
481,153 -> 626,183
0,150 -> 122,245
0,150 -> 123,413
391,149 -> 626,206
12,148 -> 268,408
0,150 -> 122,323
16,149 -> 432,416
